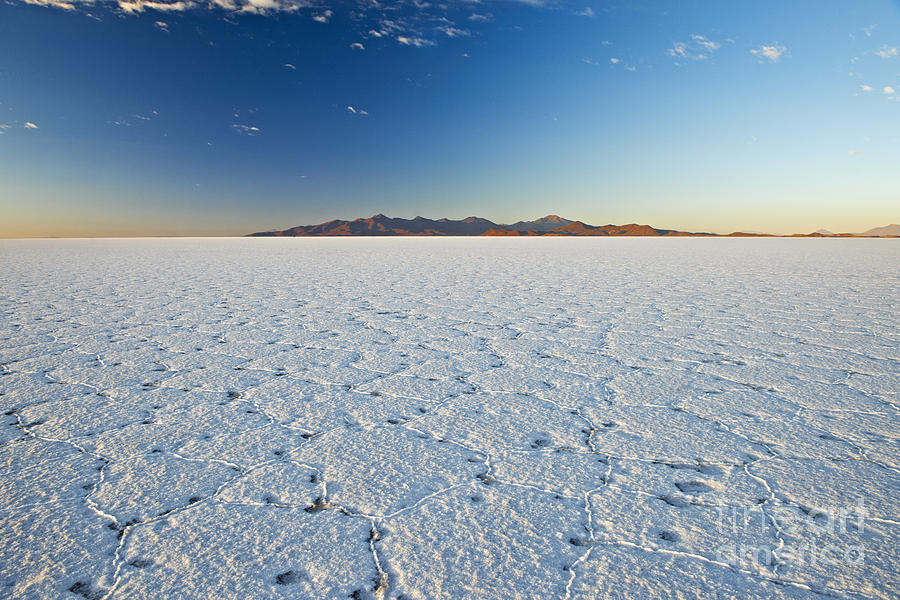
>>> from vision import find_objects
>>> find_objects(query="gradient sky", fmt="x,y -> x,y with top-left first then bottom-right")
1,0 -> 898,237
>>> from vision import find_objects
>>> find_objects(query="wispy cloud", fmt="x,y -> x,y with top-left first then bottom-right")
22,0 -> 78,10
860,84 -> 873,91
24,122 -> 39,129
284,63 -> 296,70
583,56 -> 636,71
0,125 -> 10,135
884,86 -> 896,94
154,20 -> 169,31
437,25 -> 470,38
691,34 -> 720,52
874,45 -> 898,59
346,106 -> 368,116
668,34 -> 721,63
397,35 -> 435,48
750,44 -> 787,63
232,124 -> 260,136
576,7 -> 593,18
118,0 -> 193,14
312,9 -> 331,23
349,42 -> 364,50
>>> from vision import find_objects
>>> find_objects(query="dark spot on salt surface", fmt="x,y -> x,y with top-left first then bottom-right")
129,558 -> 153,569
304,497 -> 330,513
675,481 -> 713,494
658,495 -> 690,508
476,472 -> 495,486
68,581 -> 103,600
568,537 -> 592,547
275,570 -> 300,585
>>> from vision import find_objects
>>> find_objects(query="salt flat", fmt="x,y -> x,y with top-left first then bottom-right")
0,237 -> 897,600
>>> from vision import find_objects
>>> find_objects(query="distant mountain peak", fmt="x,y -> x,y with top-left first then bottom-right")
503,215 -> 575,232
859,224 -> 900,237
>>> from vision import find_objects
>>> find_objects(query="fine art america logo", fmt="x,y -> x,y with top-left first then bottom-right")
714,499 -> 868,569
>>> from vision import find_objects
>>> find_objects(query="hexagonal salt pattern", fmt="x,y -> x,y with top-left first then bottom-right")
0,237 -> 897,599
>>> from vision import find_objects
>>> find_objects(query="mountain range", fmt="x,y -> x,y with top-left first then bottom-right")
248,216 -> 899,238
248,215 -> 714,237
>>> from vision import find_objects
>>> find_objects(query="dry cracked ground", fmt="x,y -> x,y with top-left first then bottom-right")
0,237 -> 897,600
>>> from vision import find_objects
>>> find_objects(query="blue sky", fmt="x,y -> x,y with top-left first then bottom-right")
1,0 -> 898,236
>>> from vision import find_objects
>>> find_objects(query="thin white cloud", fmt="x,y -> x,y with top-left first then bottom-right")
848,150 -> 858,155
668,34 -> 721,62
284,63 -> 296,70
346,106 -> 368,116
154,20 -> 168,31
750,44 -> 787,63
24,122 -> 39,129
237,0 -> 310,14
349,42 -> 364,50
232,124 -> 260,136
860,84 -> 873,91
397,35 -> 435,48
22,0 -> 77,9
468,13 -> 490,22
691,34 -> 720,52
118,0 -> 193,14
875,45 -> 898,59
0,125 -> 10,135
584,56 -> 634,71
576,7 -> 593,18
884,86 -> 896,94
437,25 -> 470,38
312,9 -> 332,23
668,42 -> 687,58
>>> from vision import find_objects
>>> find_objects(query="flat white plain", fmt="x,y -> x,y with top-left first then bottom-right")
0,237 -> 897,600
